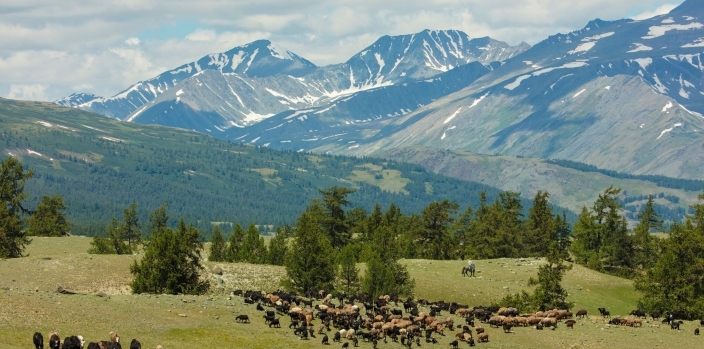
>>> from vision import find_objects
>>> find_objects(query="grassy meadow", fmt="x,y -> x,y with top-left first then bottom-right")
0,237 -> 701,349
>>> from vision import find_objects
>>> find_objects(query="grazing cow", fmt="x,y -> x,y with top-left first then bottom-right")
236,314 -> 250,323
341,342 -> 349,349
129,339 -> 141,349
33,332 -> 44,349
87,344 -> 100,349
576,309 -> 587,318
565,320 -> 576,329
671,321 -> 683,330
630,310 -> 646,318
535,324 -> 543,330
598,308 -> 610,318
700,320 -> 704,326
477,333 -> 489,343
322,334 -> 330,345
62,336 -> 82,349
650,312 -> 660,320
269,318 -> 281,328
449,338 -> 459,348
468,338 -> 475,347
49,333 -> 61,349
502,324 -> 512,333
695,328 -> 700,335
256,303 -> 265,311
333,332 -> 341,342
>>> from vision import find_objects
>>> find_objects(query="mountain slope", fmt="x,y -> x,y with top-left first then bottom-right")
307,1 -> 704,179
384,147 -> 702,223
58,40 -> 317,120
0,97 -> 543,236
57,30 -> 529,134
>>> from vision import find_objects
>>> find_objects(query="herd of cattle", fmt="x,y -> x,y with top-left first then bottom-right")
231,289 -> 703,347
31,289 -> 702,348
31,331 -> 156,349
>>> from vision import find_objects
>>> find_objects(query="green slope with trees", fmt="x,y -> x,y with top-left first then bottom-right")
1,97 -> 571,237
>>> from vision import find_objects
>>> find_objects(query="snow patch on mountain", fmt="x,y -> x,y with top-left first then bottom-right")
656,123 -> 682,139
505,62 -> 588,90
627,43 -> 653,52
582,32 -> 615,41
568,41 -> 597,54
573,89 -> 587,98
682,38 -> 704,48
643,22 -> 704,39
662,101 -> 673,112
634,58 -> 653,70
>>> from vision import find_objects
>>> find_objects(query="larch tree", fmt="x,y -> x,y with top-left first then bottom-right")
120,203 -> 141,250
27,195 -> 70,237
336,244 -> 360,294
283,201 -> 335,294
319,186 -> 356,249
225,223 -> 245,262
209,225 -> 226,262
632,195 -> 662,270
0,157 -> 33,258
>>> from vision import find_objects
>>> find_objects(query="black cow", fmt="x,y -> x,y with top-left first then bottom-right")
322,334 -> 329,345
695,328 -> 700,335
269,318 -> 281,328
235,314 -> 250,323
49,334 -> 60,349
33,332 -> 44,349
87,344 -> 100,349
62,336 -> 81,349
671,321 -> 683,330
130,339 -> 141,349
630,310 -> 646,318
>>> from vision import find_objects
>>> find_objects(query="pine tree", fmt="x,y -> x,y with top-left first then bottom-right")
120,203 -> 141,250
570,206 -> 600,267
419,200 -> 458,259
241,223 -> 267,264
88,232 -> 115,254
632,195 -> 661,269
209,225 -> 226,262
225,223 -> 245,262
130,207 -> 208,295
361,251 -> 395,297
336,244 -> 360,294
27,195 -> 70,237
524,191 -> 554,256
319,186 -> 356,249
529,240 -> 573,311
107,218 -> 131,254
0,157 -> 33,258
283,202 -> 335,294
267,227 -> 288,266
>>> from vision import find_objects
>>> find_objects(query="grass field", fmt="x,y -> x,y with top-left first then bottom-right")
0,237 -> 701,349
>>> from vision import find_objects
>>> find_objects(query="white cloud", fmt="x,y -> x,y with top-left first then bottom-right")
632,4 -> 679,20
185,29 -> 217,42
7,84 -> 48,101
125,37 -> 141,46
0,0 -> 684,101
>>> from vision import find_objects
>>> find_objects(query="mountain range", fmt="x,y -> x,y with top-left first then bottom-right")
56,0 -> 704,181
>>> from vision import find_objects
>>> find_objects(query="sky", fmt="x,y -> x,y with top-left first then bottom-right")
0,0 -> 682,102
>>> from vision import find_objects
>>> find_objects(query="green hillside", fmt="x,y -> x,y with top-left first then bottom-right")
0,98 -> 557,237
385,147 -> 703,224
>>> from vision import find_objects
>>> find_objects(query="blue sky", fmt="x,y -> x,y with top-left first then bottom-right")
0,0 -> 683,101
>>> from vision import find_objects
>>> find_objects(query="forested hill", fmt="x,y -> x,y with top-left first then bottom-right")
0,98 -> 571,237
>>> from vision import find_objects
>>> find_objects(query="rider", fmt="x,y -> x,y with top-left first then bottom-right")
467,259 -> 475,277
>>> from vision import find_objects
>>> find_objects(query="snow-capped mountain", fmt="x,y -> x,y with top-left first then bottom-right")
58,30 -> 528,132
302,0 -> 704,178
54,93 -> 103,107
63,40 -> 317,120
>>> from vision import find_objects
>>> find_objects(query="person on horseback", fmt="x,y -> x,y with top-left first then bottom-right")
467,259 -> 475,277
